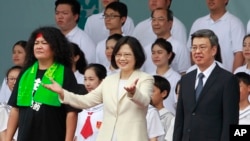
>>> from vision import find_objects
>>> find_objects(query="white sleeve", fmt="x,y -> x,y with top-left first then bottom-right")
247,20 -> 250,34
80,33 -> 96,64
146,108 -> 165,139
165,117 -> 175,141
122,16 -> 135,35
0,79 -> 11,103
172,17 -> 187,44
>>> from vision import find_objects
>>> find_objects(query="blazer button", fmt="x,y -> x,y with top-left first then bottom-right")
192,112 -> 196,116
187,129 -> 191,132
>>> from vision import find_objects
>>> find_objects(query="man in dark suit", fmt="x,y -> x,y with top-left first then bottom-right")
173,29 -> 239,141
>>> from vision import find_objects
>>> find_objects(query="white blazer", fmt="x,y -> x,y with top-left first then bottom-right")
62,70 -> 154,141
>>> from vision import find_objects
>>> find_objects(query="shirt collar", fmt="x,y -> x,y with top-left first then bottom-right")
205,11 -> 229,22
65,25 -> 78,38
196,61 -> 216,79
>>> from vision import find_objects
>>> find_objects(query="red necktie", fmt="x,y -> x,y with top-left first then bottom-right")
81,112 -> 93,139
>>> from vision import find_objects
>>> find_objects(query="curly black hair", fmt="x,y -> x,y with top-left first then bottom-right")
24,26 -> 72,69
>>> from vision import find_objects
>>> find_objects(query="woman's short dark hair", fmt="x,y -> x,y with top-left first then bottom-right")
25,26 -> 72,69
12,40 -> 27,51
85,63 -> 107,80
243,34 -> 250,44
70,42 -> 88,74
151,38 -> 175,65
6,65 -> 22,78
111,36 -> 146,70
106,34 -> 123,43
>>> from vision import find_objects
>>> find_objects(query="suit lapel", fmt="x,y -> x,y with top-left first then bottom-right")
110,73 -> 121,105
187,70 -> 197,110
194,65 -> 221,109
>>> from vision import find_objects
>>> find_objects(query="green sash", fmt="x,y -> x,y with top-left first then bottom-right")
17,62 -> 64,107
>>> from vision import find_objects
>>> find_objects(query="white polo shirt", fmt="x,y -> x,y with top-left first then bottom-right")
247,20 -> 250,34
96,39 -> 109,68
0,79 -> 11,104
84,12 -> 134,44
132,16 -> 187,47
234,64 -> 250,75
146,105 -> 165,140
143,36 -> 191,74
75,104 -> 104,141
187,11 -> 245,72
66,26 -> 96,64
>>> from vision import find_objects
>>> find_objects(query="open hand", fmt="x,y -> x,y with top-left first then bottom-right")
124,78 -> 139,95
42,78 -> 64,97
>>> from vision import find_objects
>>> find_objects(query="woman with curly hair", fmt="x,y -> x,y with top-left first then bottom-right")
6,26 -> 84,141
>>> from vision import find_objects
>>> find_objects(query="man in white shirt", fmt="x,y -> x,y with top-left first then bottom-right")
55,0 -> 96,63
143,8 -> 190,74
84,0 -> 134,44
187,0 -> 245,72
133,0 -> 187,47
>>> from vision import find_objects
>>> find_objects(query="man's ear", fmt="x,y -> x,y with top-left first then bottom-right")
212,45 -> 217,57
121,17 -> 127,25
161,90 -> 168,98
247,85 -> 250,94
74,14 -> 79,22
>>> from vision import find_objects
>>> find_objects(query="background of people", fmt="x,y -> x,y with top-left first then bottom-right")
235,72 -> 250,125
69,42 -> 88,84
1,0 -> 250,80
0,66 -> 22,141
0,40 -> 27,104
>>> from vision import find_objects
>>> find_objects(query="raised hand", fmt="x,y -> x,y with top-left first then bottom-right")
42,78 -> 64,98
124,78 -> 139,95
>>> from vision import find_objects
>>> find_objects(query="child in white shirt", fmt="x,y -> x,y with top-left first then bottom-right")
235,72 -> 250,125
151,75 -> 175,141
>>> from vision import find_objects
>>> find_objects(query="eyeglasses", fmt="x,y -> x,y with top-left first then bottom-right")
102,14 -> 121,19
191,46 -> 208,52
115,53 -> 133,59
7,77 -> 17,82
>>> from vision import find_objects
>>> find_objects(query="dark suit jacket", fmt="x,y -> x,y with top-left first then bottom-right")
173,65 -> 239,141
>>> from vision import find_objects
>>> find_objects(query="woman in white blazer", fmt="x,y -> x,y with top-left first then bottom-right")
44,36 -> 154,141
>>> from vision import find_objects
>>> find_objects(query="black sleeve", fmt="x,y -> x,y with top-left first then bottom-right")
62,67 -> 87,112
76,84 -> 88,94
